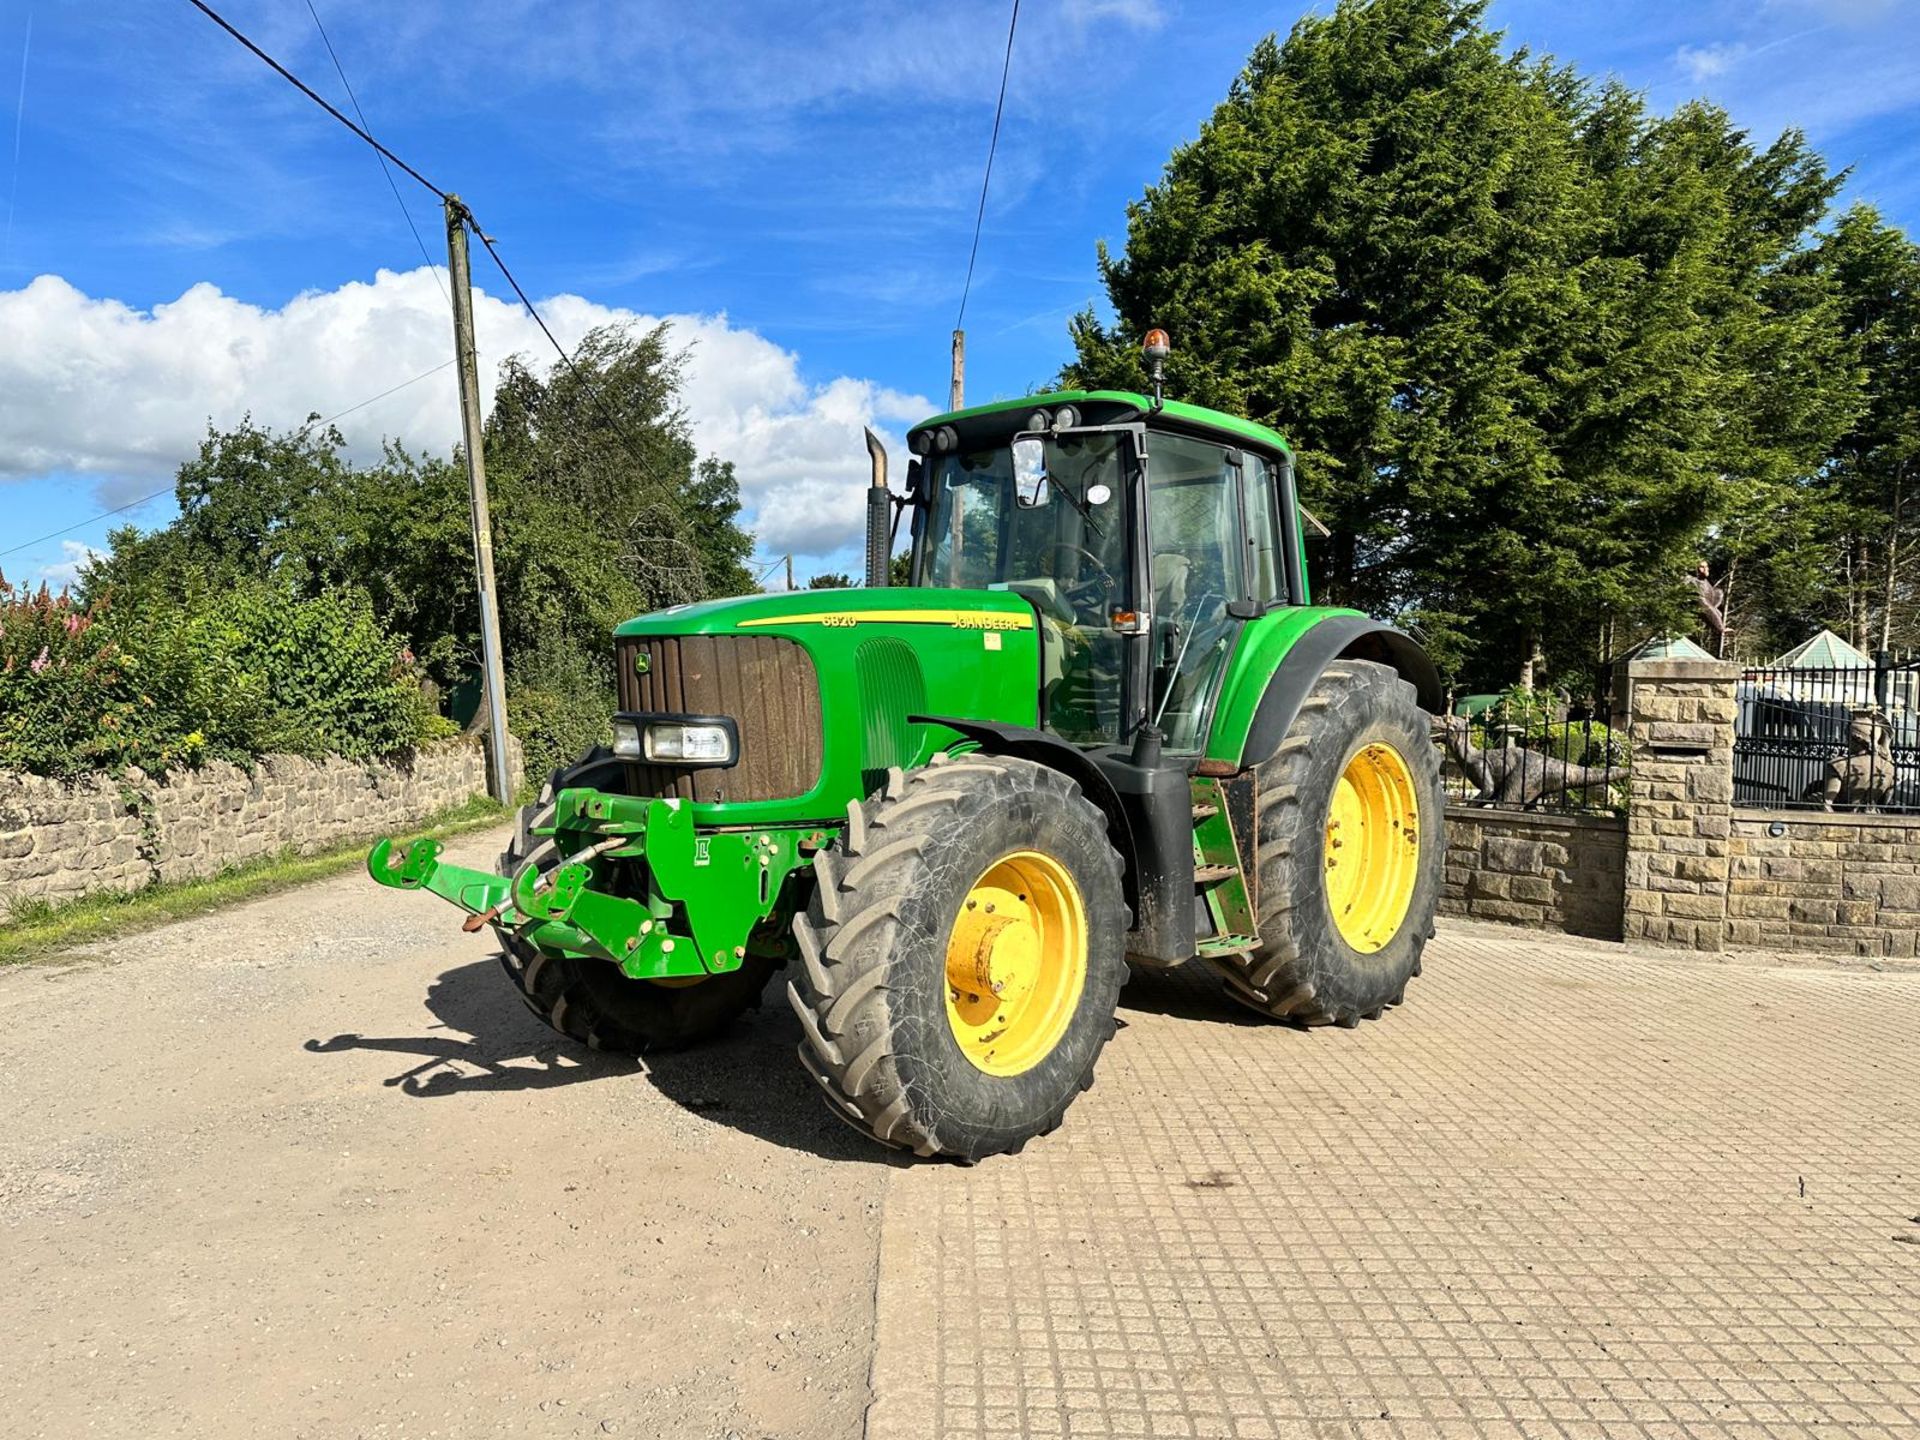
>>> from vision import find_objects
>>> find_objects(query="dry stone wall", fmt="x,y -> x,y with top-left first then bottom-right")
1728,813 -> 1920,959
1440,806 -> 1626,940
0,737 -> 510,912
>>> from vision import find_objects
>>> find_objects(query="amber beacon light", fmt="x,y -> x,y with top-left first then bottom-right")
1142,327 -> 1171,404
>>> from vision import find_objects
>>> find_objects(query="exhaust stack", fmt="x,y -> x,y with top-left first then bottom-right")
863,427 -> 891,588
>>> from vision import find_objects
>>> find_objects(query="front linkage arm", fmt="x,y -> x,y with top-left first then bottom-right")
367,789 -> 817,980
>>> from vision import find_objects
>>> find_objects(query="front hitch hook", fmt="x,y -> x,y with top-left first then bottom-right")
367,837 -> 443,889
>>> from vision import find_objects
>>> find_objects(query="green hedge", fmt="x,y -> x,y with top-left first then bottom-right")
0,574 -> 451,779
505,647 -> 615,790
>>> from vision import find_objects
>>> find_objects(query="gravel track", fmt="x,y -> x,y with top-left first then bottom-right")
0,825 -> 893,1440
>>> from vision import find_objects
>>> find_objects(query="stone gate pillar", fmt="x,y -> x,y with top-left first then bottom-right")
1621,658 -> 1740,949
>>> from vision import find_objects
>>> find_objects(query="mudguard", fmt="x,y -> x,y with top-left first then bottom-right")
1231,617 -> 1442,772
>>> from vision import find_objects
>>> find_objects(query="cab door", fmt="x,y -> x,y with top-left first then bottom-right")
1143,433 -> 1286,751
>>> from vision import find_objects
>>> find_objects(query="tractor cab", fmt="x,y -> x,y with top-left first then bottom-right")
902,390 -> 1307,755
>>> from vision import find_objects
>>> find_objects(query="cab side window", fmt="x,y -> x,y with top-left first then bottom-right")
1146,435 -> 1239,615
1245,455 -> 1284,606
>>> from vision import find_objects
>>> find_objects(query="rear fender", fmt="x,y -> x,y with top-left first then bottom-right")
1218,616 -> 1442,772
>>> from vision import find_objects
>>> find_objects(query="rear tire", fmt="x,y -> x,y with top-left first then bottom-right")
493,747 -> 776,1053
1210,660 -> 1442,1025
788,755 -> 1126,1160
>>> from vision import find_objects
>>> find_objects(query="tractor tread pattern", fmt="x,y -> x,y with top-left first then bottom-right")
787,752 -> 1125,1161
1207,661 -> 1440,1026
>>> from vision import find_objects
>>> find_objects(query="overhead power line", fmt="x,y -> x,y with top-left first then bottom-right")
301,0 -> 446,296
298,357 -> 455,432
182,0 -> 445,200
186,0 -> 681,498
956,0 -> 1020,331
467,225 -> 668,485
0,360 -> 455,565
181,0 -> 707,588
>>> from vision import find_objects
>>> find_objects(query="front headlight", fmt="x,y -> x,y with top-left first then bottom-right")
613,715 -> 737,766
645,722 -> 734,763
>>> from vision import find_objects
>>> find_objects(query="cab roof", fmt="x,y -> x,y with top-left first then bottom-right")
911,390 -> 1293,457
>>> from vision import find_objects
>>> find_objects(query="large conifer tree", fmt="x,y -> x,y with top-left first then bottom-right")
1066,0 -> 1861,687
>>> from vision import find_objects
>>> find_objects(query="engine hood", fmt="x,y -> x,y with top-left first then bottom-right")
613,585 -> 1038,638
610,587 -> 1044,824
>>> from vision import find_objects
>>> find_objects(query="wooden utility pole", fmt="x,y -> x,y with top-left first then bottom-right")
785,553 -> 795,592
950,329 -> 965,411
445,195 -> 514,804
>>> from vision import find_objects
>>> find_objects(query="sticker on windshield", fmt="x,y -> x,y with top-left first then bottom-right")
1087,483 -> 1112,505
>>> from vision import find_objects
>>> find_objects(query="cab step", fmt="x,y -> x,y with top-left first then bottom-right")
1190,775 -> 1257,947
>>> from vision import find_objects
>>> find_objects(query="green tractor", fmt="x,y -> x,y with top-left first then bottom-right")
370,363 -> 1444,1160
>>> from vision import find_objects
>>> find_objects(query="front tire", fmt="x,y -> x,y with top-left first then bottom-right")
494,747 -> 777,1053
788,755 -> 1127,1160
1210,660 -> 1443,1026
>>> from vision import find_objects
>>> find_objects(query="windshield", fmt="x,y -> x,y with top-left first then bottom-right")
922,433 -> 1131,744
922,433 -> 1129,625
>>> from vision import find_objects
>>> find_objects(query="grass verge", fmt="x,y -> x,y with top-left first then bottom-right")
0,793 -> 513,966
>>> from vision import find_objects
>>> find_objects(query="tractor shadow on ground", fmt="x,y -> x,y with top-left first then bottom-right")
304,956 -> 904,1165
303,958 -> 637,1097
1118,959 -> 1273,1027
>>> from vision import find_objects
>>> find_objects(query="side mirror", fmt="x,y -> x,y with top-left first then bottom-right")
1012,435 -> 1049,508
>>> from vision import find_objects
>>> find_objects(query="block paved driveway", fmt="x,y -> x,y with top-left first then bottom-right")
869,922 -> 1920,1439
4,840 -> 1915,1439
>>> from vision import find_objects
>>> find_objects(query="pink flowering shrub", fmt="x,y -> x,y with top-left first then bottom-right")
0,571 -> 450,779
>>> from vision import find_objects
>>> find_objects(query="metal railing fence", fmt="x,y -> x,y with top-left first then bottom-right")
1435,672 -> 1629,815
1734,650 -> 1920,813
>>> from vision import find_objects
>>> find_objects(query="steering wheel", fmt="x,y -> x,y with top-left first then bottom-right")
1049,541 -> 1114,612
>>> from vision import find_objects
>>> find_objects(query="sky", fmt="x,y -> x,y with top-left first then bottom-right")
1,0 -> 1917,588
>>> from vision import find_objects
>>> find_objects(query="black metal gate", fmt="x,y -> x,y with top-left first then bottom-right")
1734,650 -> 1920,812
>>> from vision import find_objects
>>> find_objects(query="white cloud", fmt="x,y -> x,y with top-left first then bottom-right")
1659,11 -> 1920,147
0,269 -> 931,561
1676,41 -> 1747,81
39,540 -> 106,589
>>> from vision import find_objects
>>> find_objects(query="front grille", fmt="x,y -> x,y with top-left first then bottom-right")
614,634 -> 823,803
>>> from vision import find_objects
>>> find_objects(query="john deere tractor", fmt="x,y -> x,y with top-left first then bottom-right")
371,361 -> 1444,1160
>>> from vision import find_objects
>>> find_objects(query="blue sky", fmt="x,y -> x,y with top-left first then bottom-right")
1,0 -> 1917,587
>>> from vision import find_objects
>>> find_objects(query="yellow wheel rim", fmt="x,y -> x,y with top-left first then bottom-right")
1324,742 -> 1422,954
943,851 -> 1088,1077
